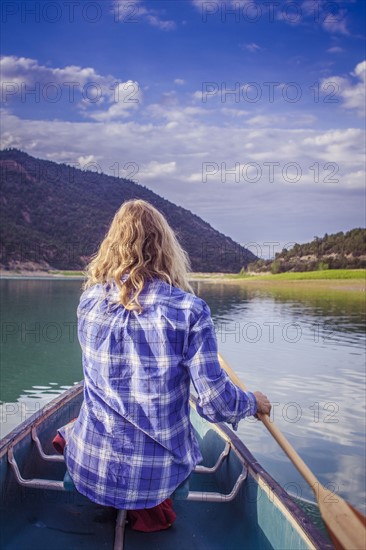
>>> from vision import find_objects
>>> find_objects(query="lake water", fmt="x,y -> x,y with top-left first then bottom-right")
1,278 -> 365,514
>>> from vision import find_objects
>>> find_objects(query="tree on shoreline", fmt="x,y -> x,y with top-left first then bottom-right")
246,229 -> 366,273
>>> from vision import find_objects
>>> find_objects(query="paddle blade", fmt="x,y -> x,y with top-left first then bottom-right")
317,486 -> 366,550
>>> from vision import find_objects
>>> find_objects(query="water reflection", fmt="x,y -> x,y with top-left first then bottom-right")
192,282 -> 366,347
0,279 -> 83,403
0,384 -> 75,438
192,281 -> 365,512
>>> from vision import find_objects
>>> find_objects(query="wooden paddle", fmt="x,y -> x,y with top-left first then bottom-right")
218,353 -> 366,550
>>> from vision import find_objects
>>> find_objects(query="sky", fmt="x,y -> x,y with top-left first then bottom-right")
1,0 -> 365,258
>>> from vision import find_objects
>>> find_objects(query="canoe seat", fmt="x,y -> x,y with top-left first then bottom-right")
10,430 -> 246,503
62,442 -> 232,495
63,470 -> 190,500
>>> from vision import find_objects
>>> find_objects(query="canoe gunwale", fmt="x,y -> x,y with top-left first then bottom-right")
0,382 -> 84,459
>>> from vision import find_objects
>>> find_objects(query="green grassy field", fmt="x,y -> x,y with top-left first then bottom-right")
49,270 -> 85,277
231,269 -> 366,281
51,269 -> 366,280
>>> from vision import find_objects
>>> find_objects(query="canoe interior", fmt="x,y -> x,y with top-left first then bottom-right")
0,385 -> 332,550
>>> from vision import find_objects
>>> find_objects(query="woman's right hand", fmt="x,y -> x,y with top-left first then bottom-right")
253,391 -> 271,416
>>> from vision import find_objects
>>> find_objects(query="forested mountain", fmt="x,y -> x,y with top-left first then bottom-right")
0,149 -> 256,272
247,229 -> 366,273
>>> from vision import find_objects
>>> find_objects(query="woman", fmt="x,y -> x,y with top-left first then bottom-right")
59,199 -> 271,530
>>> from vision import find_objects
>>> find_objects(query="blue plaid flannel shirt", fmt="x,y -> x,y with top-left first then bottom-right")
60,279 -> 257,509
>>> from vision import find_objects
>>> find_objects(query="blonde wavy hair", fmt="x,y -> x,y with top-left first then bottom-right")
84,199 -> 193,311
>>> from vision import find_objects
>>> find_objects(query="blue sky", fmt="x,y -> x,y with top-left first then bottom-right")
1,0 -> 365,256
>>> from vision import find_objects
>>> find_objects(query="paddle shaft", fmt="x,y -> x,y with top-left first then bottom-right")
218,353 -> 366,549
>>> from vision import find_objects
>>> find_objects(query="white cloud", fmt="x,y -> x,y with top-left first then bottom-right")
303,128 -> 361,147
192,0 -> 253,9
0,55 -> 111,89
191,0 -> 209,8
139,161 -> 177,179
87,81 -> 142,121
160,91 -> 179,107
220,108 -> 249,117
0,56 -> 38,85
192,90 -> 204,101
145,13 -> 175,31
2,106 -> 363,188
0,55 -> 141,120
322,9 -> 349,35
344,170 -> 366,189
165,121 -> 179,130
113,0 -> 176,31
174,79 -> 186,85
353,60 -> 366,80
294,0 -> 350,35
77,154 -> 97,166
243,43 -> 262,53
327,46 -> 345,54
322,61 -> 366,116
302,128 -> 365,166
192,0 -> 351,35
246,114 -> 317,127
146,103 -> 208,123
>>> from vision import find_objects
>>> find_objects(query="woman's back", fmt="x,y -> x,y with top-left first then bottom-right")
62,278 -> 208,509
77,278 -> 208,448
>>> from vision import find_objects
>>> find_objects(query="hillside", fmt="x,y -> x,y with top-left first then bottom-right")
0,149 -> 256,273
247,229 -> 366,274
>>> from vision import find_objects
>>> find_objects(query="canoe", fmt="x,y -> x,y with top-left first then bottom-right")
0,382 -> 333,550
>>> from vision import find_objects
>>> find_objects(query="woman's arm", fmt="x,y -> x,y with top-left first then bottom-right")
183,302 -> 266,427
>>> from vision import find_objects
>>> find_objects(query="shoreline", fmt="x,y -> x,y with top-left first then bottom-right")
1,270 -> 365,292
0,270 -> 84,279
190,277 -> 365,293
